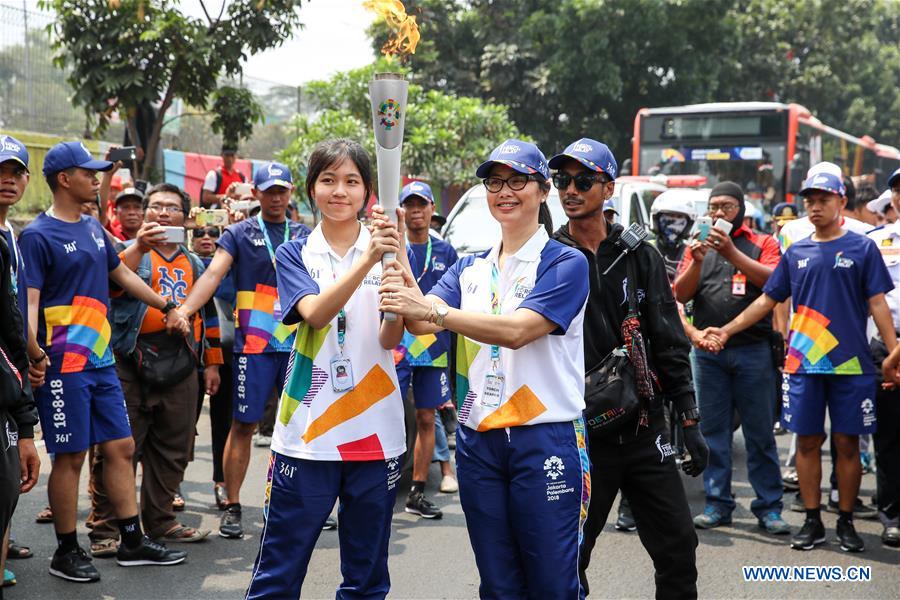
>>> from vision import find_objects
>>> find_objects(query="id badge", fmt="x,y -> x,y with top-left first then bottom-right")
481,372 -> 505,408
731,273 -> 746,297
330,355 -> 355,392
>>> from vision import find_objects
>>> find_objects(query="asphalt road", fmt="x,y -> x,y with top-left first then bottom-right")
4,409 -> 898,599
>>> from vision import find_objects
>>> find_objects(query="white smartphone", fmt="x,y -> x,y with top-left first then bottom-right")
695,216 -> 712,240
714,218 -> 733,236
161,226 -> 185,243
234,182 -> 253,197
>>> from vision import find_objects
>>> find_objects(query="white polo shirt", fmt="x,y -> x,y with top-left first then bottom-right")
429,227 -> 589,431
271,223 -> 406,461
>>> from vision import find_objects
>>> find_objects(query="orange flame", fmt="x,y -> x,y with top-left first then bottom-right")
364,0 -> 420,58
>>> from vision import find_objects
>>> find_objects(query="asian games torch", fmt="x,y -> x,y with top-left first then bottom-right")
369,73 -> 409,321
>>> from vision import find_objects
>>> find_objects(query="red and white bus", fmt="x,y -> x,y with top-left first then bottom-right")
631,102 -> 900,207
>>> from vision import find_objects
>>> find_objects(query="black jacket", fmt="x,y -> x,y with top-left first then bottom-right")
553,222 -> 697,416
0,234 -> 38,438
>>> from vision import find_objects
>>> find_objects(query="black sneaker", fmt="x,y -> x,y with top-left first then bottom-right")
825,497 -> 878,520
322,515 -> 338,530
791,518 -> 826,550
49,546 -> 101,583
219,504 -> 243,539
836,519 -> 865,553
405,491 -> 443,519
116,536 -> 187,567
614,504 -> 637,532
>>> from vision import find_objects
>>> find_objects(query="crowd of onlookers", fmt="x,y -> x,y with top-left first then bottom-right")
0,131 -> 898,598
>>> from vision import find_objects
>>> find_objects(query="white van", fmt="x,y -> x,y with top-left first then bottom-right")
442,179 -> 666,254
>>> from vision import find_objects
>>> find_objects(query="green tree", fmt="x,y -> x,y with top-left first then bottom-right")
210,86 -> 265,150
40,0 -> 306,178
279,61 -> 524,213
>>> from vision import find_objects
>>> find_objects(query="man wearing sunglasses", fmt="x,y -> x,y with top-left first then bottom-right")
550,138 -> 706,598
674,182 -> 788,536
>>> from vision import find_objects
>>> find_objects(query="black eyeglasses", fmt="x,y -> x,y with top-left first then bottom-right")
552,172 -> 609,192
192,227 -> 220,239
483,174 -> 539,193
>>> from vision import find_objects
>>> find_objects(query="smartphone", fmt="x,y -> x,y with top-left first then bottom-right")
161,226 -> 185,244
233,182 -> 253,197
714,218 -> 733,236
196,209 -> 229,227
230,200 -> 254,212
695,216 -> 712,241
109,146 -> 137,163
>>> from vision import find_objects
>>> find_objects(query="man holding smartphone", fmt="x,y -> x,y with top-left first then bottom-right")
674,182 -> 788,534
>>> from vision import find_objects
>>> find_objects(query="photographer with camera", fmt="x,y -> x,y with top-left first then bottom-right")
549,138 -> 707,599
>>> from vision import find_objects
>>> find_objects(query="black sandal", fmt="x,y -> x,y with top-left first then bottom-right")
7,541 -> 32,559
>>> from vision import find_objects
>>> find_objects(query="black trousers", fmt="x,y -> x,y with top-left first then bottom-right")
197,364 -> 233,484
0,413 -> 20,598
875,385 -> 900,518
580,413 -> 698,600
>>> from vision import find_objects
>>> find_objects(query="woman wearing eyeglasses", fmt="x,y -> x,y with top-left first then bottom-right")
379,139 -> 590,598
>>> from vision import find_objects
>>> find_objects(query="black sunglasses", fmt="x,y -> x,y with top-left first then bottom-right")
552,172 -> 609,192
192,227 -> 220,239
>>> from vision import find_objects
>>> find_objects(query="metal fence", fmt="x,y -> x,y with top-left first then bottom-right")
0,2 -> 90,136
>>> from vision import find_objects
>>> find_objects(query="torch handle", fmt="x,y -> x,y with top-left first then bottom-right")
381,251 -> 398,322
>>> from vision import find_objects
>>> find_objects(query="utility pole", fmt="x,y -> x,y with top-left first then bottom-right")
22,0 -> 34,131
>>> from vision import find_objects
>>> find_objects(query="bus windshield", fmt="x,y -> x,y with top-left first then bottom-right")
639,112 -> 787,206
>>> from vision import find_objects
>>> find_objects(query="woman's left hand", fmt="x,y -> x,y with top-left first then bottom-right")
380,262 -> 432,321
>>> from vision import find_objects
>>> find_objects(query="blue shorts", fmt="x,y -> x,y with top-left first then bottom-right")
783,374 -> 877,436
233,352 -> 290,424
36,367 -> 132,454
396,363 -> 451,410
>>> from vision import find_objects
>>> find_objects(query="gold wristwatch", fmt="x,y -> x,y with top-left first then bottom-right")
432,302 -> 449,327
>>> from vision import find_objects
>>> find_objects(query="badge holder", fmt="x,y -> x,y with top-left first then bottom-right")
331,310 -> 355,392
480,345 -> 504,408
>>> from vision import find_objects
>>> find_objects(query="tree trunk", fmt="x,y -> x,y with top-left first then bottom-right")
141,70 -> 181,180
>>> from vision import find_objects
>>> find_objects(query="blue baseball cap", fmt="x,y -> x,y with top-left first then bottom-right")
800,172 -> 846,197
42,141 -> 113,177
603,198 -> 618,214
400,181 -> 434,204
772,202 -> 799,222
475,139 -> 550,180
888,167 -> 900,190
548,138 -> 618,180
253,162 -> 292,191
0,135 -> 29,171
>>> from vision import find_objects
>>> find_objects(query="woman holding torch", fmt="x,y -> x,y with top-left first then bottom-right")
380,139 -> 591,598
245,139 -> 412,599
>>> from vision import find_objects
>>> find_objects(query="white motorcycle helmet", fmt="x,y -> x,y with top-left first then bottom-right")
650,190 -> 697,240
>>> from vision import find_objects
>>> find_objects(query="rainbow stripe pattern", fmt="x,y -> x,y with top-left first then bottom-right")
786,305 -> 862,374
574,418 -> 591,544
397,331 -> 448,367
278,323 -> 331,427
43,295 -> 114,373
235,283 -> 297,354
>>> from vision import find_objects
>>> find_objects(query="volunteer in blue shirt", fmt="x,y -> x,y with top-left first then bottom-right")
395,181 -> 460,519
171,161 -> 310,539
702,169 -> 896,553
245,138 -> 411,599
380,139 -> 591,598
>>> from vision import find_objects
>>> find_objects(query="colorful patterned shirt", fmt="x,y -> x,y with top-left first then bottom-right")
19,213 -> 120,373
394,234 -> 458,368
763,231 -> 893,375
217,217 -> 310,354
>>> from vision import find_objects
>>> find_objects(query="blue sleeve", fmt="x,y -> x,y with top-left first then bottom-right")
863,239 -> 895,299
217,224 -> 240,260
275,240 -> 319,326
762,248 -> 792,302
518,245 -> 589,334
18,230 -> 50,290
429,255 -> 474,310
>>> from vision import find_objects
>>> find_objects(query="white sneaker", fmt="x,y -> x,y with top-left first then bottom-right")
254,434 -> 272,447
440,475 -> 459,493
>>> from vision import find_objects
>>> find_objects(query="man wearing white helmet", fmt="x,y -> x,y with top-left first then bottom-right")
649,190 -> 696,284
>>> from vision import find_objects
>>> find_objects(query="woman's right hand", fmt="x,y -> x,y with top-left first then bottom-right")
379,262 -> 431,321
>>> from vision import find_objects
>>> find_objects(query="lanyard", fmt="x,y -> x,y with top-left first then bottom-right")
327,254 -> 348,354
489,263 -> 501,364
1,225 -> 18,295
408,235 -> 433,283
257,214 -> 289,269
